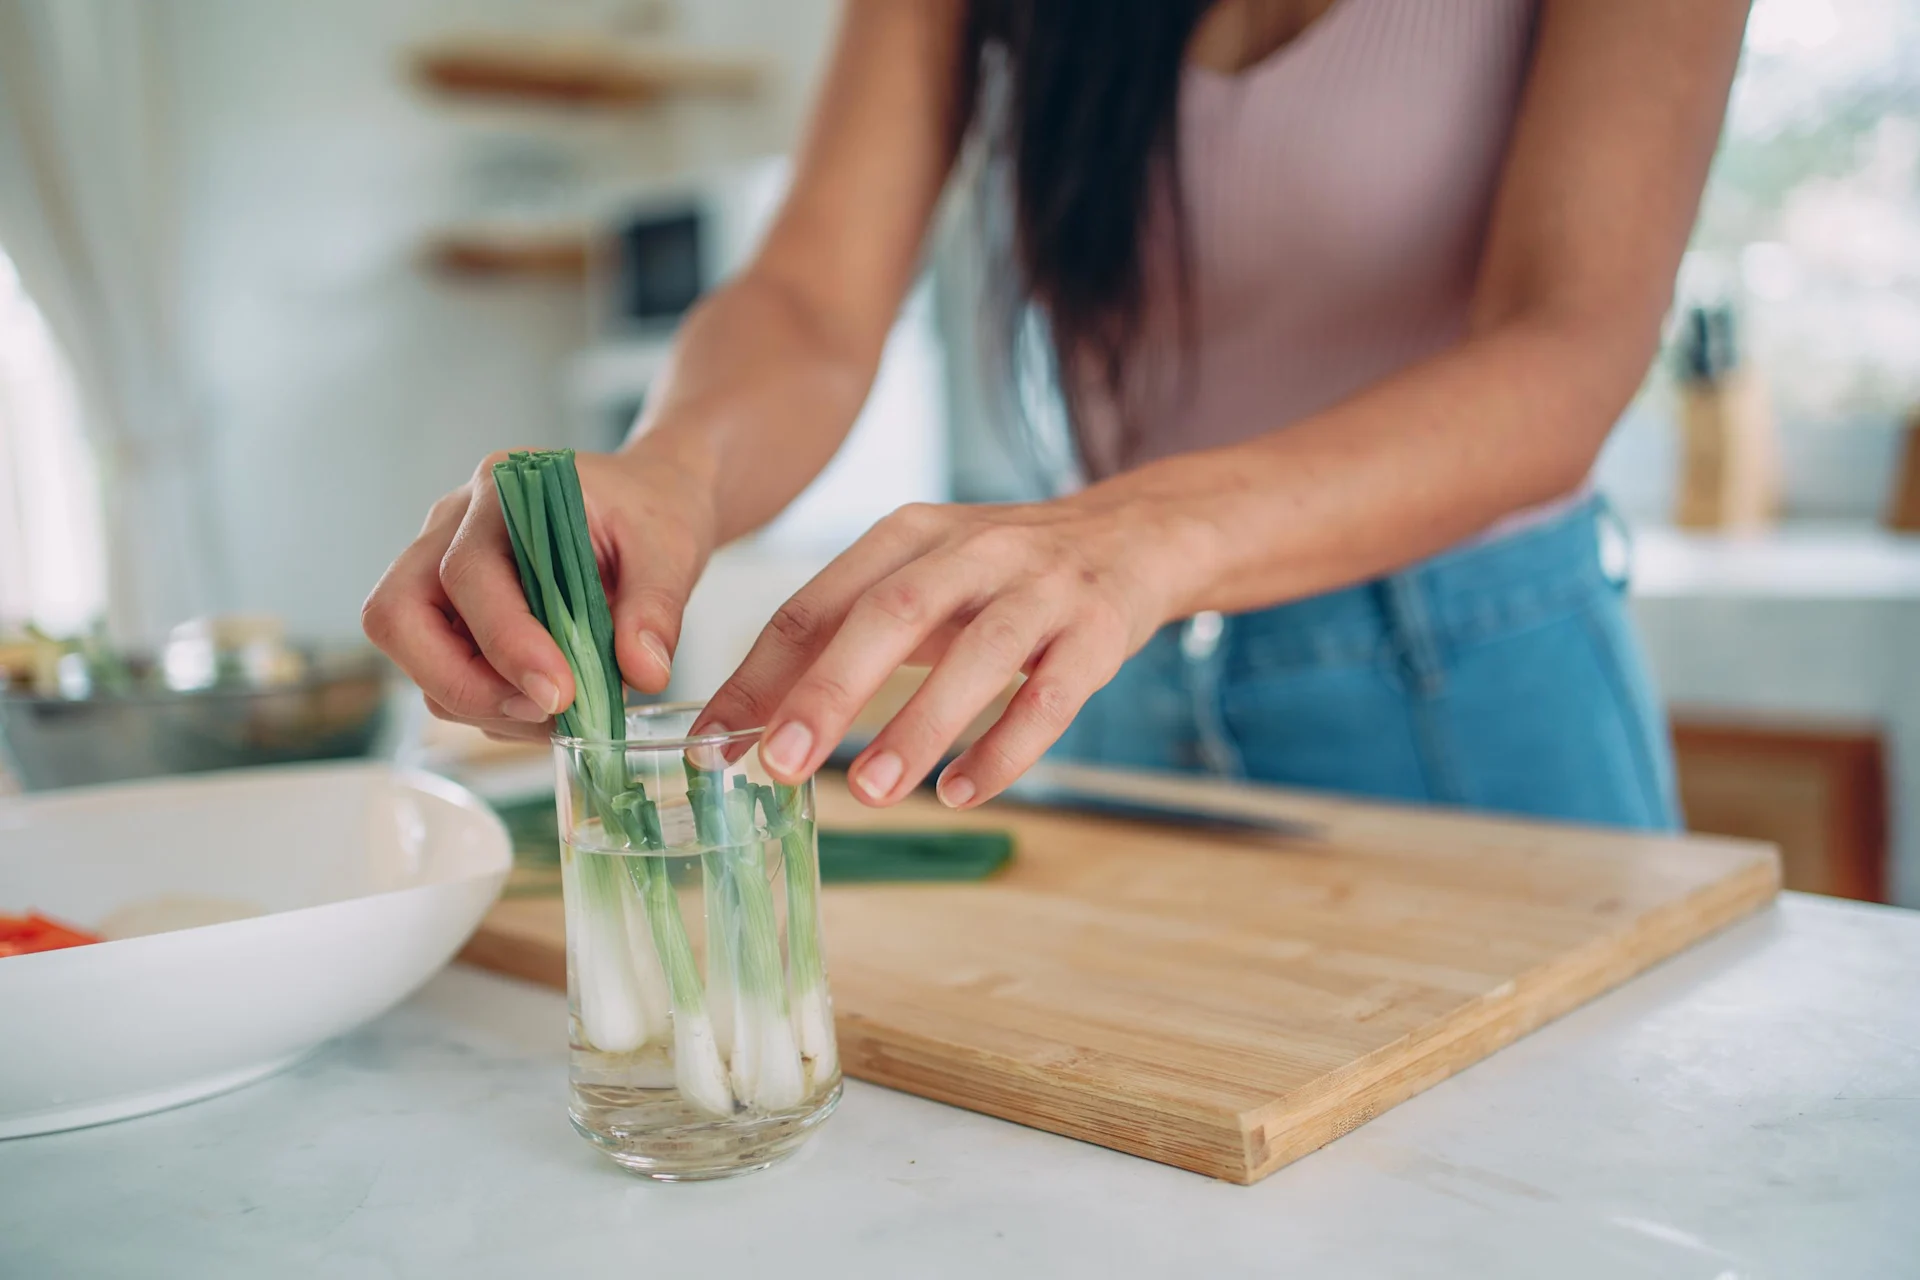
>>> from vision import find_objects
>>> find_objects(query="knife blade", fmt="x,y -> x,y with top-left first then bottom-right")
825,740 -> 1323,840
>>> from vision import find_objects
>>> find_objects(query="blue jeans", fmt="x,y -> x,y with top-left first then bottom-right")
1053,497 -> 1681,831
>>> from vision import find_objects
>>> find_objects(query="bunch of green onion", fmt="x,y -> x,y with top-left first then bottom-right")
493,450 -> 833,1117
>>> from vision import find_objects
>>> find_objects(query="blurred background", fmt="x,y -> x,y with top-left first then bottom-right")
1,0 -> 1916,906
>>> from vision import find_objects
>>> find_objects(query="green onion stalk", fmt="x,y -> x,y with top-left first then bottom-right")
609,792 -> 734,1116
758,781 -> 836,1088
686,761 -> 806,1112
700,843 -> 738,1065
493,451 -> 730,1114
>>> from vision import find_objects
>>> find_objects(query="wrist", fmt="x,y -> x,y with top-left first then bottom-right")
1065,481 -> 1228,634
608,431 -> 723,554
1137,501 -> 1230,624
616,421 -> 720,494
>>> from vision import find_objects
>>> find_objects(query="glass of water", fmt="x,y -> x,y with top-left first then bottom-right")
554,704 -> 841,1179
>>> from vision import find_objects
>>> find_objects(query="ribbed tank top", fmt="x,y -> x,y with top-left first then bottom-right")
1075,0 -> 1580,537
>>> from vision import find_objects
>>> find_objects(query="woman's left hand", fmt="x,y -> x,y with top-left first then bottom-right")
696,498 -> 1194,807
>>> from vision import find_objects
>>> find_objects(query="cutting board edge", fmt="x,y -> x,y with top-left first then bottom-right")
458,920 -> 567,990
1235,847 -> 1783,1183
834,1012 -> 1256,1182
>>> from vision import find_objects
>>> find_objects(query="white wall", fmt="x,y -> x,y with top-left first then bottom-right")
162,0 -> 838,641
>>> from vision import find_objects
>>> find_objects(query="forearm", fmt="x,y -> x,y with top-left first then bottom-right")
1079,0 -> 1743,623
616,0 -> 963,547
619,270 -> 878,545
1079,316 -> 1650,621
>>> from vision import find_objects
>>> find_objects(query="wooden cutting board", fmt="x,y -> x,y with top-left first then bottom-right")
461,763 -> 1779,1183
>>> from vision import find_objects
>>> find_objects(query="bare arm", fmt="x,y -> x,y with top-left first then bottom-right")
361,0 -> 963,739
1099,0 -> 1752,617
629,0 -> 967,543
703,0 -> 1751,810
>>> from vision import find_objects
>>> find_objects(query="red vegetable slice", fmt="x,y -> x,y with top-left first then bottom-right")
0,912 -> 104,957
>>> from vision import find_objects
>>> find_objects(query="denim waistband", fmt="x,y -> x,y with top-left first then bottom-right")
1221,495 -> 1619,677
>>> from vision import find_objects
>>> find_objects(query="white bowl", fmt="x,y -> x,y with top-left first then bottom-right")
0,762 -> 510,1138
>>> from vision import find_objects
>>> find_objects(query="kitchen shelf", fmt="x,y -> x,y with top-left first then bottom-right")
422,225 -> 594,281
410,36 -> 764,108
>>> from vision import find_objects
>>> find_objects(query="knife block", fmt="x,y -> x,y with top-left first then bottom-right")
1676,366 -> 1780,531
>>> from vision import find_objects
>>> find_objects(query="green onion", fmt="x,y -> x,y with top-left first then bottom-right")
609,790 -> 732,1116
686,760 -> 806,1111
492,451 -> 619,742
562,846 -> 655,1054
492,448 -> 823,1118
759,782 -> 836,1088
493,451 -> 714,1106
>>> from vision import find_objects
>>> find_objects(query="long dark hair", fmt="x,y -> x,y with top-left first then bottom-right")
958,0 -> 1213,470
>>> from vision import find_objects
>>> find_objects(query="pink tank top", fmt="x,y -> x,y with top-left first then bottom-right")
1075,0 -> 1576,535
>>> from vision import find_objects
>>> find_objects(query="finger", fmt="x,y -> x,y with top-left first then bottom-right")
694,508 -> 943,738
422,695 -> 552,744
902,617 -> 969,667
439,481 -> 573,720
935,626 -> 1122,808
754,549 -> 1003,784
364,526 -> 538,723
376,589 -> 538,721
608,515 -> 700,696
846,594 -> 1056,805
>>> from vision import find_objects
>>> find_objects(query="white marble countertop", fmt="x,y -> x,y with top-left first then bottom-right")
1630,523 -> 1920,600
3,893 -> 1915,1280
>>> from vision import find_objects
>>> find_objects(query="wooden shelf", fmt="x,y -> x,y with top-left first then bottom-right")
422,226 -> 594,281
411,36 -> 764,108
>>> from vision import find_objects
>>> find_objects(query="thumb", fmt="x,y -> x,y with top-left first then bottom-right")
610,527 -> 702,695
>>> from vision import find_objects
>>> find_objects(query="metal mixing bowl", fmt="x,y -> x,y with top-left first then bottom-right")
0,647 -> 395,792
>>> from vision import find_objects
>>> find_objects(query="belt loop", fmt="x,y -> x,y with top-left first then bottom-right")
1594,492 -> 1634,594
1378,572 -> 1446,697
1179,611 -> 1244,779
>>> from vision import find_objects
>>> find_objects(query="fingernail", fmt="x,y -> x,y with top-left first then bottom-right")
937,769 -> 975,809
501,695 -> 547,723
523,672 -> 563,716
763,721 -> 813,775
685,722 -> 729,770
855,750 -> 903,800
638,631 -> 672,675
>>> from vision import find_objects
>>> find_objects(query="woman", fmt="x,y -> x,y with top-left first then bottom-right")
364,0 -> 1748,828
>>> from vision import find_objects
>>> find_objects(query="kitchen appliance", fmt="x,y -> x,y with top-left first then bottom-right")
567,157 -> 790,451
566,159 -> 948,575
0,763 -> 510,1137
463,762 -> 1780,1183
601,158 -> 786,339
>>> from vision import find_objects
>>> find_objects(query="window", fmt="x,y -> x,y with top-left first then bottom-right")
1684,0 -> 1920,428
0,245 -> 108,637
1598,0 -> 1920,522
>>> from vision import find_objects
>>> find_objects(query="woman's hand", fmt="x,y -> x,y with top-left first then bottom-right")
697,497 -> 1196,808
362,448 -> 716,741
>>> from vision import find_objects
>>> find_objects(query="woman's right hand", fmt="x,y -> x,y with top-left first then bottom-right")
362,448 -> 716,741
361,0 -> 966,741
